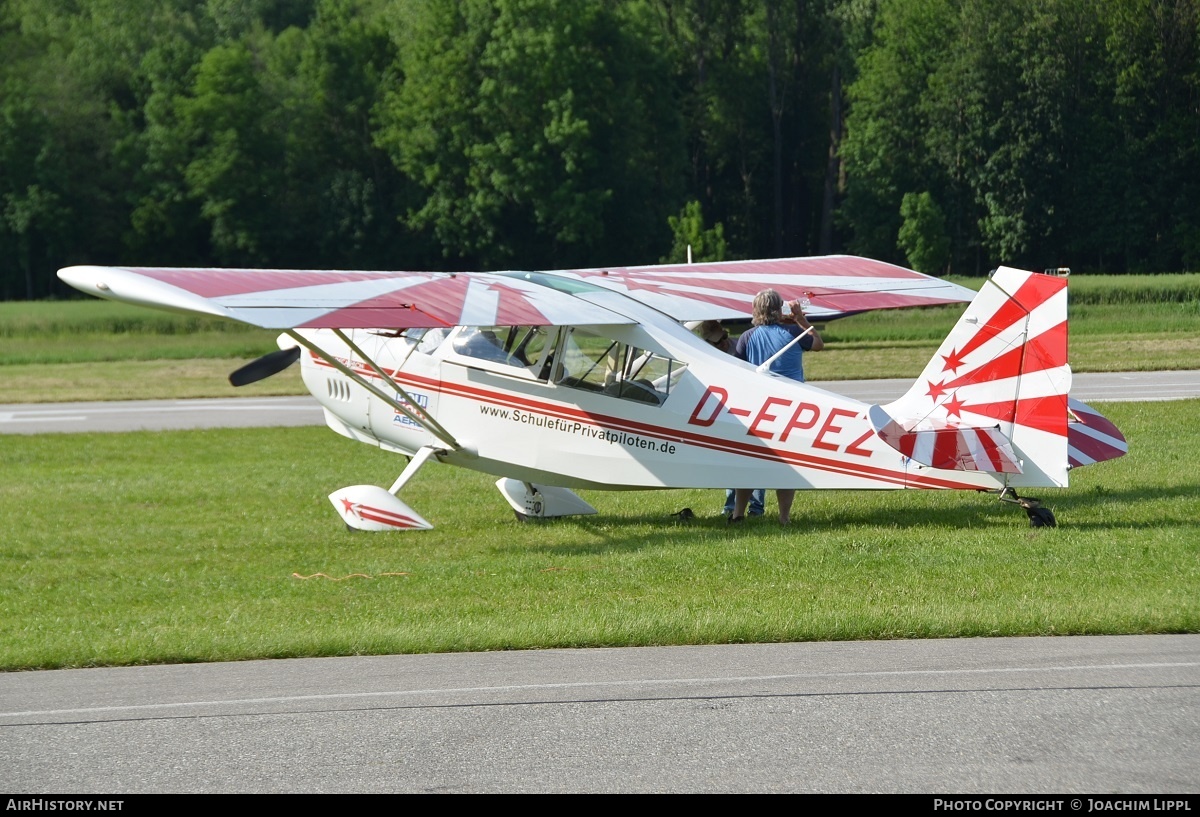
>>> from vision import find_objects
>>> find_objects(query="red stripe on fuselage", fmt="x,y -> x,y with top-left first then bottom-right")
312,356 -> 987,490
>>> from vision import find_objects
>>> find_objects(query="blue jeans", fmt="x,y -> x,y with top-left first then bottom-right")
724,488 -> 765,517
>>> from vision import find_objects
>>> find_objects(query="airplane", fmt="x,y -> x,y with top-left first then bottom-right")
57,255 -> 1128,531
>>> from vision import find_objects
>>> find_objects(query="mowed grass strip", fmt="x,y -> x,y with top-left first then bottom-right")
0,359 -> 304,403
2,400 -> 1196,670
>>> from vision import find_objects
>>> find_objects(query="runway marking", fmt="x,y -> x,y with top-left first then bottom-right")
0,413 -> 86,423
0,399 -> 321,431
2,660 -> 1196,720
0,405 -> 315,417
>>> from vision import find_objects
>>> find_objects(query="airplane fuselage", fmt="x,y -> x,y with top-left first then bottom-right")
296,291 -> 1021,495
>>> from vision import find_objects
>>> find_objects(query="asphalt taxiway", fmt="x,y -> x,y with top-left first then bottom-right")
2,635 -> 1197,793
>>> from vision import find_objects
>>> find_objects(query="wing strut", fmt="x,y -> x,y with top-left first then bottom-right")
284,329 -> 461,451
328,328 -> 463,448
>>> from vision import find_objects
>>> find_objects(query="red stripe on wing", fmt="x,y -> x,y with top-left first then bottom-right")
126,267 -> 418,298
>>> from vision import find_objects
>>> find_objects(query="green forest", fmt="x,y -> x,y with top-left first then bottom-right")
2,0 -> 1198,300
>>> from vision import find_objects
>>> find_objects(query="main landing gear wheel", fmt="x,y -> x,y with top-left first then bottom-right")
999,488 -> 1057,528
496,479 -> 598,522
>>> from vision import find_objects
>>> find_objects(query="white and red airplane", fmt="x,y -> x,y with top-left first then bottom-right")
58,256 -> 1127,530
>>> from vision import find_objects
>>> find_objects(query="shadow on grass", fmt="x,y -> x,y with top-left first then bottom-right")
1030,483 -> 1200,530
503,480 -> 1200,557
510,495 -> 1005,557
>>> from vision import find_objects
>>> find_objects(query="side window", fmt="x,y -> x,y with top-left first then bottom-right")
628,349 -> 684,396
554,328 -> 681,406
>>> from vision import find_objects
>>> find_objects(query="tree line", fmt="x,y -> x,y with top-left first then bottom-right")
2,0 -> 1197,300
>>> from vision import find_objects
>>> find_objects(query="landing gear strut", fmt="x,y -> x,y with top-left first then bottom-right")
328,446 -> 444,531
999,487 -> 1057,528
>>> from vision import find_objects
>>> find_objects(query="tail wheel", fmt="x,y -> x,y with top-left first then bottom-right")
998,488 -> 1057,528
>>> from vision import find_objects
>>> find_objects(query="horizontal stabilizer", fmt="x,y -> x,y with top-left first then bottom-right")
869,405 -> 1023,474
1068,398 -> 1128,467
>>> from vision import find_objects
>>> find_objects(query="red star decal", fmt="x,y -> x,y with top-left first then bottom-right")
943,391 -> 966,418
941,347 -> 966,373
926,379 -> 948,400
341,497 -> 358,517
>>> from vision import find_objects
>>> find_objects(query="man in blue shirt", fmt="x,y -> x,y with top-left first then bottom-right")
729,289 -> 824,524
734,290 -> 824,381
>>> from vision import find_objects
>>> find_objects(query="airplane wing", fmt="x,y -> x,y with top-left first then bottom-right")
543,255 -> 977,321
57,255 -> 972,330
56,265 -> 636,329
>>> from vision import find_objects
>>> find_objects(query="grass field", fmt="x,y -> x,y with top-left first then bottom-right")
1,272 -> 1197,670
2,400 -> 1197,671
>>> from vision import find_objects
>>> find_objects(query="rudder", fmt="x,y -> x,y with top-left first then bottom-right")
873,267 -> 1072,487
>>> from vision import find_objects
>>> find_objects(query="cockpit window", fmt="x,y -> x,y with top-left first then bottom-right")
438,324 -> 682,402
454,327 -> 523,366
448,325 -> 554,376
403,327 -> 451,355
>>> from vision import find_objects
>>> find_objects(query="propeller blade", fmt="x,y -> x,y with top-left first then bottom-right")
229,346 -> 301,387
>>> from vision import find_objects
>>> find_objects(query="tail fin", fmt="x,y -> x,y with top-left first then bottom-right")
870,267 -> 1072,487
